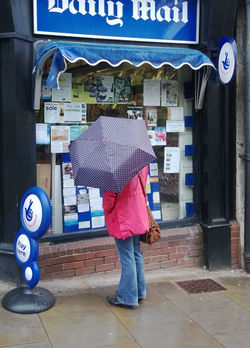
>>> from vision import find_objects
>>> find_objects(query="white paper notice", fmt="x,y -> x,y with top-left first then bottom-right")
167,107 -> 184,120
64,213 -> 78,223
153,191 -> 160,203
143,79 -> 161,106
79,188 -> 88,195
90,198 -> 103,210
88,188 -> 100,199
36,123 -> 50,145
152,210 -> 161,220
77,202 -> 90,213
51,125 -> 70,153
79,221 -> 91,229
164,147 -> 180,173
149,163 -> 158,177
52,73 -> 72,102
161,80 -> 178,106
64,103 -> 82,122
44,103 -> 60,123
166,120 -> 185,133
146,175 -> 151,194
64,196 -> 77,206
63,187 -> 76,197
51,142 -> 63,153
63,179 -> 75,187
92,215 -> 105,228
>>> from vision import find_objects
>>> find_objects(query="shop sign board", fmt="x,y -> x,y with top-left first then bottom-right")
33,0 -> 200,44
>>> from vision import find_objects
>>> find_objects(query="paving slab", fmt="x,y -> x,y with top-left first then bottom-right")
108,298 -> 185,329
128,319 -> 224,348
39,292 -> 136,348
213,329 -> 250,348
183,294 -> 250,335
217,276 -> 250,311
0,304 -> 48,347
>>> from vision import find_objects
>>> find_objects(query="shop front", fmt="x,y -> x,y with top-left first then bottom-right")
0,0 -> 240,281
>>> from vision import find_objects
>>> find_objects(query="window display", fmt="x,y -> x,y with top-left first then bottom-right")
36,62 -> 194,235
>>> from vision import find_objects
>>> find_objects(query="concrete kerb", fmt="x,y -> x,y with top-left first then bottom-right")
1,267 -> 247,297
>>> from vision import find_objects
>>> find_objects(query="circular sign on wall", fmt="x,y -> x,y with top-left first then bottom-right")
20,187 -> 52,239
218,37 -> 237,84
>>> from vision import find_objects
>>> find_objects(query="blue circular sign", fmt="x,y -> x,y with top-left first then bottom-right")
14,228 -> 39,267
218,37 -> 237,84
20,187 -> 52,240
23,262 -> 40,289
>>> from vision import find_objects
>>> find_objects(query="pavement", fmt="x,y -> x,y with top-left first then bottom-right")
1,267 -> 250,348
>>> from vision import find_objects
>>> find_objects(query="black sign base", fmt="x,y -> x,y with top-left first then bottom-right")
1,286 -> 55,314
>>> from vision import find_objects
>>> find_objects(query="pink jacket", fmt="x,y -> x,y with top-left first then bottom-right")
102,166 -> 149,239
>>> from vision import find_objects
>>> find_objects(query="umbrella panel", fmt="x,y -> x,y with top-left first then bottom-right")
99,117 -> 155,153
69,116 -> 156,192
74,142 -> 153,193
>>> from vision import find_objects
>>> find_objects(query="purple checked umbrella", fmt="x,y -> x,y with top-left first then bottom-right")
69,116 -> 156,193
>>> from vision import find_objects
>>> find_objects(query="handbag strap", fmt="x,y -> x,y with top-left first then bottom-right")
138,173 -> 148,204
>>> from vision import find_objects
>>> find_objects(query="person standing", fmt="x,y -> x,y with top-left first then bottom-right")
102,165 -> 149,308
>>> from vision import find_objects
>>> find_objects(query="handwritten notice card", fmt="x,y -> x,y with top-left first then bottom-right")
164,147 -> 180,173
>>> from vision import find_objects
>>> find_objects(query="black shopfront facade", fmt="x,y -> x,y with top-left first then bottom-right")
0,0 -> 240,281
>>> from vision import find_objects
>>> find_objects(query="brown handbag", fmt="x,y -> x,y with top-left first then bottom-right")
139,174 -> 161,245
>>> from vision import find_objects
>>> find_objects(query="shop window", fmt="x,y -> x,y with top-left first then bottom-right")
36,62 -> 194,236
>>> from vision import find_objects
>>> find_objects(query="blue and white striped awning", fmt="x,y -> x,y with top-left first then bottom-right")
33,41 -> 215,90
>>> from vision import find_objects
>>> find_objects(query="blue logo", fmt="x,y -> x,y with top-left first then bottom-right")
222,52 -> 230,71
25,199 -> 34,222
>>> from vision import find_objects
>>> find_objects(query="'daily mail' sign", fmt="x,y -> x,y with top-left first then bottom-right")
33,0 -> 200,44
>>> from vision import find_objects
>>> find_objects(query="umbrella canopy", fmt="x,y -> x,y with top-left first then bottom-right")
69,116 -> 156,193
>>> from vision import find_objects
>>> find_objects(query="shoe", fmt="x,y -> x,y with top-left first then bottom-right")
115,291 -> 145,304
106,296 -> 136,309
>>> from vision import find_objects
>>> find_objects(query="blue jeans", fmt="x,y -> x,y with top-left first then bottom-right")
115,235 -> 146,306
